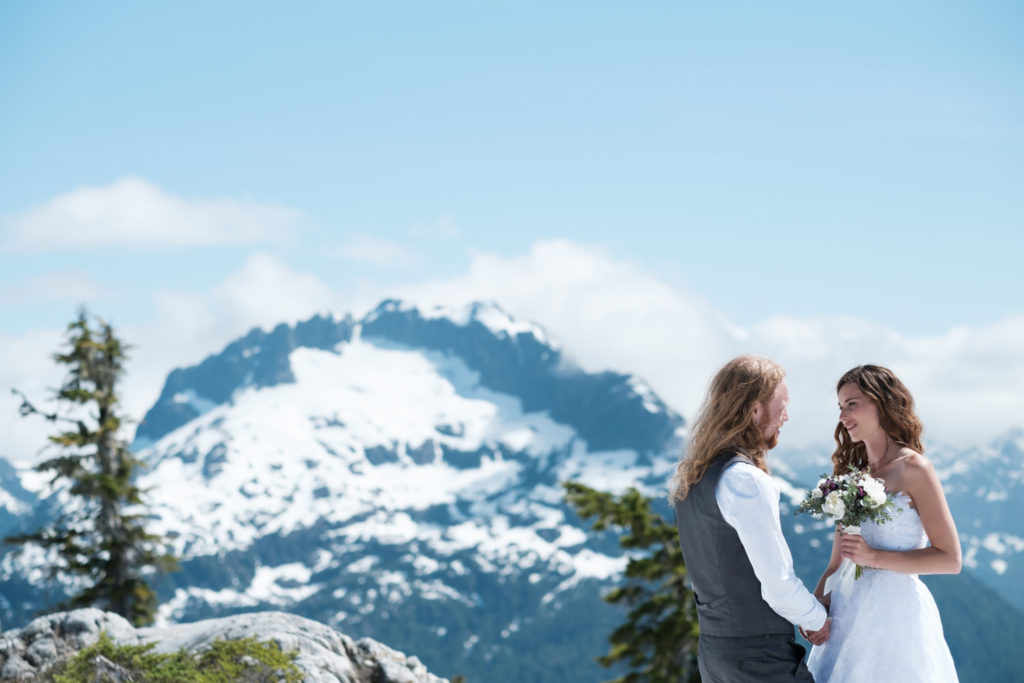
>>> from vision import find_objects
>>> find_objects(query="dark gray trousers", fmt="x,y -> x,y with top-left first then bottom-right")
697,633 -> 815,682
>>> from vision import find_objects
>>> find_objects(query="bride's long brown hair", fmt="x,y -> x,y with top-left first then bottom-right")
669,355 -> 784,502
832,364 -> 924,475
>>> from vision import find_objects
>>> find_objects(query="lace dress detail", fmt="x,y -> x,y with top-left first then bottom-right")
806,493 -> 958,682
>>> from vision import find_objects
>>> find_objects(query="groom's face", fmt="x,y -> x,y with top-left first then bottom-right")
757,379 -> 790,450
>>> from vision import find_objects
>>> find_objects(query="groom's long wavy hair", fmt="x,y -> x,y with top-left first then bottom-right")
832,364 -> 924,475
669,355 -> 784,502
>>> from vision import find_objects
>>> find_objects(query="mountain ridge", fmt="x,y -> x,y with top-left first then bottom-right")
2,300 -> 1023,681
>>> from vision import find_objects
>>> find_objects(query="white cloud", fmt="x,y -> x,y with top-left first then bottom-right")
393,239 -> 745,417
120,253 -> 340,419
336,235 -> 417,269
212,253 -> 338,332
2,177 -> 302,251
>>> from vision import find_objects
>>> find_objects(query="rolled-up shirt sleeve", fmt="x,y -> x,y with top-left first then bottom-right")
716,461 -> 827,632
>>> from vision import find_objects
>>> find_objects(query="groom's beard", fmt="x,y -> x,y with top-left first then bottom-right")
762,428 -> 780,451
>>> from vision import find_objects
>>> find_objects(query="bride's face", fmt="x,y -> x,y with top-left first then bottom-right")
837,383 -> 882,443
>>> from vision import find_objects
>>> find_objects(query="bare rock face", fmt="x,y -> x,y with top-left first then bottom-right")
0,608 -> 448,682
0,609 -> 137,681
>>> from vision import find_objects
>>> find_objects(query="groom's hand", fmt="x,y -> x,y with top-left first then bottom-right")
800,617 -> 832,645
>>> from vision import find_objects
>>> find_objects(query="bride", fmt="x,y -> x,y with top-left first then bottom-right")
806,365 -> 960,682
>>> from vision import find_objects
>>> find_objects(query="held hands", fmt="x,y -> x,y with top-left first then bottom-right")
800,592 -> 832,645
839,532 -> 878,567
800,617 -> 832,646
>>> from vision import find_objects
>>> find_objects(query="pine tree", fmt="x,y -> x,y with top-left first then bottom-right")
564,481 -> 700,683
5,309 -> 178,626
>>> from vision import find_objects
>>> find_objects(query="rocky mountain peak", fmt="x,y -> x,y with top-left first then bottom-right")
136,300 -> 683,453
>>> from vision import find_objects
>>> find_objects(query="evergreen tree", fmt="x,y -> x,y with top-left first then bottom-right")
5,309 -> 178,625
564,482 -> 700,683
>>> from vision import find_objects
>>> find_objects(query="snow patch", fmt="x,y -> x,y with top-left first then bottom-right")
628,377 -> 662,414
249,562 -> 319,605
171,389 -> 219,416
0,489 -> 29,515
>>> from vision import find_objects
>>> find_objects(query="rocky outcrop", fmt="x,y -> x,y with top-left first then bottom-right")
0,608 -> 447,682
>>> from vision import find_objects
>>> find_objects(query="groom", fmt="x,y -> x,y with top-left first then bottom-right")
671,355 -> 830,682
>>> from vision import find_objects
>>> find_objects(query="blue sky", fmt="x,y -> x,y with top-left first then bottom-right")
1,2 -> 1022,454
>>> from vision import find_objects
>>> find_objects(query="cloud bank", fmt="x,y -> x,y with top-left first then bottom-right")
121,253 -> 342,418
0,254 -> 343,466
2,239 -> 1020,467
391,240 -> 1024,449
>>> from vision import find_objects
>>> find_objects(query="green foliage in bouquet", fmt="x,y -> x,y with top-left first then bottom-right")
794,466 -> 898,529
564,481 -> 700,683
43,631 -> 302,683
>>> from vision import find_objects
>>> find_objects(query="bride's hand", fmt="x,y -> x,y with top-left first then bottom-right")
800,618 -> 832,645
839,533 -> 877,567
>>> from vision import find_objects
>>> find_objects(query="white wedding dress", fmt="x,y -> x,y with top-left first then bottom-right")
806,492 -> 958,682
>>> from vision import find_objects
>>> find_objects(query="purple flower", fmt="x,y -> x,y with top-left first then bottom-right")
857,486 -> 865,498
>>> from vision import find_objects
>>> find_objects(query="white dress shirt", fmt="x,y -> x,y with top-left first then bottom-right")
716,460 -> 827,632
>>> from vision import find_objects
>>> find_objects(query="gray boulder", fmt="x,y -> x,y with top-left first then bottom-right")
0,609 -> 136,681
0,608 -> 447,682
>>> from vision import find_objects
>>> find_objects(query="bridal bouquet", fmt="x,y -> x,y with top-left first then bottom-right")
795,467 -> 897,581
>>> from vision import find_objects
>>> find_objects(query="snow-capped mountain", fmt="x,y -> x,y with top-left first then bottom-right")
2,300 -> 1023,682
931,431 -> 1024,611
1,300 -> 684,681
134,300 -> 681,634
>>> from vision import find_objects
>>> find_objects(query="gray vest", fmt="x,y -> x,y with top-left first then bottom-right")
674,451 -> 794,637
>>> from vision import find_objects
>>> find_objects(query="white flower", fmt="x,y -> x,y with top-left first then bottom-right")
822,490 -> 846,520
812,488 -> 824,499
861,477 -> 888,507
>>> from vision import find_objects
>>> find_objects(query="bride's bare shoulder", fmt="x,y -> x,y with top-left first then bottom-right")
898,448 -> 933,473
885,449 -> 936,503
897,450 -> 944,497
